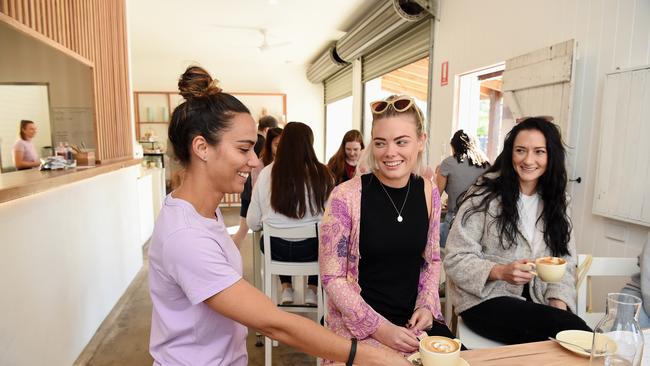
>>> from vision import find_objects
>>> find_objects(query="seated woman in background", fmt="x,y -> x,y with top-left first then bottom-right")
320,95 -> 457,359
435,129 -> 490,247
149,66 -> 407,366
247,122 -> 334,306
250,126 -> 282,186
13,119 -> 40,170
444,117 -> 591,345
327,129 -> 364,185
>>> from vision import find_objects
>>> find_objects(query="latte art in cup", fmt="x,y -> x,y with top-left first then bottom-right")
538,257 -> 566,265
534,256 -> 567,282
419,336 -> 462,366
422,337 -> 459,353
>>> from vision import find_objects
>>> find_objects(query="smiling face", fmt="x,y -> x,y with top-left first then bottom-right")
371,115 -> 425,187
344,141 -> 362,165
204,112 -> 259,194
512,129 -> 548,194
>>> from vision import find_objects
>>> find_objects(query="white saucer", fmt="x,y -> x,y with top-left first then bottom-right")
407,352 -> 469,366
555,330 -> 615,357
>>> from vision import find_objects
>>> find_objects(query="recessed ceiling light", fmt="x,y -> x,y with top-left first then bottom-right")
269,0 -> 278,4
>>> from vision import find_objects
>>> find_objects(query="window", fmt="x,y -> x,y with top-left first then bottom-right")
456,64 -> 513,162
363,57 -> 429,139
325,95 -> 353,160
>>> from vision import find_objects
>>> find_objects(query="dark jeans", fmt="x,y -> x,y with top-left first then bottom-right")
260,236 -> 318,286
460,294 -> 592,345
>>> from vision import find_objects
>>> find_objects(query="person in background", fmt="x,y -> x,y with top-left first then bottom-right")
435,129 -> 490,247
250,126 -> 283,187
328,129 -> 365,185
444,118 -> 591,345
319,95 -> 456,360
247,122 -> 334,306
149,66 -> 408,366
622,234 -> 650,328
232,115 -> 278,247
13,119 -> 40,170
260,126 -> 283,167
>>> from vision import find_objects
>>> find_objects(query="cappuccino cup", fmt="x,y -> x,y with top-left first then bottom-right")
533,256 -> 567,282
419,336 -> 461,366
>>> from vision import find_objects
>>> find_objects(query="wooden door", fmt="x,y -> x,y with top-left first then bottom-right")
502,39 -> 576,139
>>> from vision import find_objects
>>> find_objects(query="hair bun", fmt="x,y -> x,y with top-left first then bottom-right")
178,66 -> 222,100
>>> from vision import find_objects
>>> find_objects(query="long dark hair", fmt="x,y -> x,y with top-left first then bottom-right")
168,66 -> 250,166
450,129 -> 489,168
260,127 -> 283,166
271,122 -> 334,219
458,118 -> 571,256
327,129 -> 364,184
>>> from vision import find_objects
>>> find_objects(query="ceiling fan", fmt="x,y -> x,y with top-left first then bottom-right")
211,25 -> 291,52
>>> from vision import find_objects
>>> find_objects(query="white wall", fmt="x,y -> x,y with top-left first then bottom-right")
130,57 -> 325,159
0,166 -> 146,365
429,0 -> 650,258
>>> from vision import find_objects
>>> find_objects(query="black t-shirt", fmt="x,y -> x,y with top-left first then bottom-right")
358,173 -> 429,326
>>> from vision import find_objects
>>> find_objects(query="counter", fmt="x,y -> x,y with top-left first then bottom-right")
0,161 -> 162,366
0,158 -> 141,204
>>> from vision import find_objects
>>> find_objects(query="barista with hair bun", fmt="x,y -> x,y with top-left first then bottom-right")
147,66 -> 410,366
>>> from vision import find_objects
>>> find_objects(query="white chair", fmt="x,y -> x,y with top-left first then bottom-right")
445,280 -> 506,349
262,222 -> 323,366
576,254 -> 639,328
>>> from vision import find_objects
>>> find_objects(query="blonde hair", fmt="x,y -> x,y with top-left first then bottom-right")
363,95 -> 427,176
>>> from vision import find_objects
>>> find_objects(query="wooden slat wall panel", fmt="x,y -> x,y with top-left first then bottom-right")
0,0 -> 133,162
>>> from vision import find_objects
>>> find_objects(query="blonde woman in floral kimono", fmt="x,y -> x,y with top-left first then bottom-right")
319,95 -> 458,362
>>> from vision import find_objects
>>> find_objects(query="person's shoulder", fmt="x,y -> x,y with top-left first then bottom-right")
259,162 -> 273,177
13,139 -> 26,149
332,174 -> 362,197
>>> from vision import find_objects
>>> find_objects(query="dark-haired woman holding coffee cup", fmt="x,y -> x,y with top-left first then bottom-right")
148,66 -> 410,366
320,95 -> 457,361
443,118 -> 591,344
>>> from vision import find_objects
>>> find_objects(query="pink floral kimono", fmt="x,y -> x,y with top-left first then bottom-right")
319,175 -> 444,360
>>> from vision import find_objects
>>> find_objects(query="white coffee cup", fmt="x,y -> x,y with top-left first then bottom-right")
533,256 -> 567,282
419,336 -> 462,366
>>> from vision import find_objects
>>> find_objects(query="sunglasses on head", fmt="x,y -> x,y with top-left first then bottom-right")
370,96 -> 415,114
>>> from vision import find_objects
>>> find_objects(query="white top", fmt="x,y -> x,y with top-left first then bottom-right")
246,162 -> 322,239
517,192 -> 540,248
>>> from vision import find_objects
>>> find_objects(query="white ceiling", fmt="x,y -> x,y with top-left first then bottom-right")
127,0 -> 378,67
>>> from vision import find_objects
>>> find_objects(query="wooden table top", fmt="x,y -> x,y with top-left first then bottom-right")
460,340 -> 588,365
331,340 -> 589,365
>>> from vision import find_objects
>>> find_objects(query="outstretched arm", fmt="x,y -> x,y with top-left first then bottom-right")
205,279 -> 411,366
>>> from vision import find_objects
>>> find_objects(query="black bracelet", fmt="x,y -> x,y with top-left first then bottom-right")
346,338 -> 357,366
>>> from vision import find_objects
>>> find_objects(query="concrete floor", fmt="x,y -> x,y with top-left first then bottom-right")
79,206 -> 315,366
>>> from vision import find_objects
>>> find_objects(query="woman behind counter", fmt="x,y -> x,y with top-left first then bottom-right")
443,117 -> 591,344
13,120 -> 40,170
148,66 -> 409,366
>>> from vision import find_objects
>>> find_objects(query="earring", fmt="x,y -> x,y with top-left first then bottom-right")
202,156 -> 208,162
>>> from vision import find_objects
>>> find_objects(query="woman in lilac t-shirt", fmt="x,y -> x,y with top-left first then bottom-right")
148,66 -> 410,366
13,119 -> 40,170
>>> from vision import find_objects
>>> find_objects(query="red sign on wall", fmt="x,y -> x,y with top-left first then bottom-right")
441,61 -> 449,86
